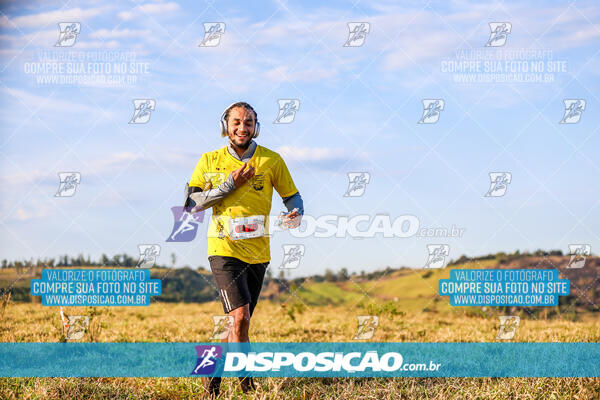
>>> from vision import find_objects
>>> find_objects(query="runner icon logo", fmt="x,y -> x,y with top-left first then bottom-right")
199,23 -> 225,47
137,244 -> 160,268
566,244 -> 591,269
192,345 -> 223,375
353,316 -> 379,340
344,172 -> 370,197
419,99 -> 444,124
424,244 -> 450,269
166,207 -> 205,242
210,316 -> 234,340
129,99 -> 156,124
64,316 -> 90,340
496,316 -> 519,340
560,99 -> 586,124
344,22 -> 370,47
55,172 -> 81,197
280,244 -> 305,269
55,23 -> 80,47
485,172 -> 512,197
485,22 -> 512,47
274,99 -> 300,124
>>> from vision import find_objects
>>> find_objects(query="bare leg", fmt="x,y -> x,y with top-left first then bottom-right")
202,316 -> 236,398
228,304 -> 250,342
228,304 -> 255,392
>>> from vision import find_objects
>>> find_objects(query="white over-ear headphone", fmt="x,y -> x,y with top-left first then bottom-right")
220,102 -> 260,138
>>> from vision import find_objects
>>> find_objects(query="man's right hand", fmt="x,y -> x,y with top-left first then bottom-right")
231,162 -> 255,188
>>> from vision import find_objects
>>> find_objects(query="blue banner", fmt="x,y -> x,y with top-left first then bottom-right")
30,269 -> 161,306
439,269 -> 569,306
0,343 -> 598,377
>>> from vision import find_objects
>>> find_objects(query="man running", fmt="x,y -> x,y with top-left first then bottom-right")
186,102 -> 303,396
193,346 -> 219,374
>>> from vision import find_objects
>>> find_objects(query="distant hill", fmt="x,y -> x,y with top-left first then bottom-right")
1,253 -> 598,315
0,266 -> 217,303
273,255 -> 599,316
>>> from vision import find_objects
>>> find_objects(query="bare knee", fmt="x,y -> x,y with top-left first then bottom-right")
229,305 -> 250,341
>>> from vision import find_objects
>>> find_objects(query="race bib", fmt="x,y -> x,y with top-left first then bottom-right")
228,215 -> 265,240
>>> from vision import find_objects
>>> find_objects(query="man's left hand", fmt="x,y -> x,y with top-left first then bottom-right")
281,209 -> 302,229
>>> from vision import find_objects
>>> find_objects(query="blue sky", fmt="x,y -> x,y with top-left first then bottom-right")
1,0 -> 599,276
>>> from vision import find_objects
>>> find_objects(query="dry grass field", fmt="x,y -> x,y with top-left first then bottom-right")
1,256 -> 599,399
1,299 -> 599,399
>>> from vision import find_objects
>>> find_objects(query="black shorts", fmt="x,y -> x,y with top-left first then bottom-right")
209,255 -> 268,316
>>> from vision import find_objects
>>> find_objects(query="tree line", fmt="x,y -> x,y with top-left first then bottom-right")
1,248 -> 571,278
0,253 -> 174,275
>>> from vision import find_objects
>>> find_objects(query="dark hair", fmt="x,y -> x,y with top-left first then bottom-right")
224,102 -> 258,122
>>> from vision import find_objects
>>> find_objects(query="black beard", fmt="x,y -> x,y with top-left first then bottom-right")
230,137 -> 251,150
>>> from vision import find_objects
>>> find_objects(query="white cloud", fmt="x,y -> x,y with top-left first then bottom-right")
118,2 -> 180,21
0,87 -> 117,119
0,29 -> 120,51
554,24 -> 600,48
71,40 -> 120,49
0,6 -> 109,29
159,99 -> 184,112
382,31 -> 463,70
14,202 -> 52,221
263,65 -> 338,83
89,151 -> 141,171
0,29 -> 56,48
90,28 -> 153,40
0,149 -> 197,187
0,152 -> 133,187
248,2 -> 600,77
277,145 -> 347,162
